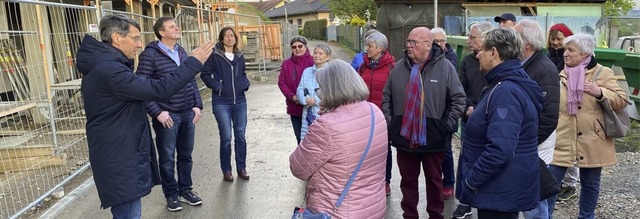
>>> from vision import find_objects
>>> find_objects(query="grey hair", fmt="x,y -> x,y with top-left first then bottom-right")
431,27 -> 447,36
290,35 -> 308,46
364,29 -> 379,39
365,32 -> 388,50
481,28 -> 522,60
471,21 -> 495,35
314,44 -> 332,56
516,19 -> 545,50
99,14 -> 140,44
563,33 -> 595,56
316,60 -> 369,111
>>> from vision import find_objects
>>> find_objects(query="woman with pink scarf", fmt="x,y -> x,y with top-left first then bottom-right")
547,33 -> 629,219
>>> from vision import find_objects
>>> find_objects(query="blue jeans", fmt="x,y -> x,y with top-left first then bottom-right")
523,199 -> 548,219
110,198 -> 141,219
213,101 -> 247,173
441,135 -> 454,188
152,110 -> 195,198
547,165 -> 602,219
290,115 -> 302,144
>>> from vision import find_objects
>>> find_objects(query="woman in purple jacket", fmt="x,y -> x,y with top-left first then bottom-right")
278,36 -> 314,144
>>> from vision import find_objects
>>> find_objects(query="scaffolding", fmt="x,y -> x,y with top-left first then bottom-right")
0,0 -> 283,218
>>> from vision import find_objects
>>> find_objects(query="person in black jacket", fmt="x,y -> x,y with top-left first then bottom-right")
382,27 -> 466,219
514,19 -> 561,219
136,17 -> 203,212
77,14 -> 212,218
547,23 -> 574,72
201,27 -> 251,183
431,27 -> 459,200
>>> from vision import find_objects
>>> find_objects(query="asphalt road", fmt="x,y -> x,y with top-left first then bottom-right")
42,40 -> 474,219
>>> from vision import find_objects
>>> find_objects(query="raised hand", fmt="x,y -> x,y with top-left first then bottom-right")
191,41 -> 215,64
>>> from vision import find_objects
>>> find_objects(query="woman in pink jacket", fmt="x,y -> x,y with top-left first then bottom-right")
289,60 -> 388,219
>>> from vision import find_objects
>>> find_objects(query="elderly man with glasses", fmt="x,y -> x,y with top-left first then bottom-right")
382,27 -> 466,219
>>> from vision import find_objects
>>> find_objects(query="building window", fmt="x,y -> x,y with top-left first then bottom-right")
288,19 -> 293,24
297,19 -> 302,26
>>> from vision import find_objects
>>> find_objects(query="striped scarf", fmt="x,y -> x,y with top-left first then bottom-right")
400,64 -> 427,148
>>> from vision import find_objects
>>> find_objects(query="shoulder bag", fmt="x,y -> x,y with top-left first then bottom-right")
592,67 -> 632,138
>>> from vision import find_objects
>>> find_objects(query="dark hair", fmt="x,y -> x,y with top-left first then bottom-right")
218,26 -> 239,53
153,17 -> 175,40
99,14 -> 140,44
290,35 -> 308,46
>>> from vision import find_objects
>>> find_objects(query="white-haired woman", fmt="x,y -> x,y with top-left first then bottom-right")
296,44 -> 331,141
547,33 -> 628,219
358,32 -> 395,195
290,60 -> 388,218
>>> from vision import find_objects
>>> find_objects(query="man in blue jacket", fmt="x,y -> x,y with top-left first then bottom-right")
137,17 -> 204,212
77,14 -> 212,218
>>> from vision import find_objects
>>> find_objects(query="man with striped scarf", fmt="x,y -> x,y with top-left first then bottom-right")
382,27 -> 466,219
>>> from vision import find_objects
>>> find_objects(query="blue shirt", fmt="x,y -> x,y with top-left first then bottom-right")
157,41 -> 180,66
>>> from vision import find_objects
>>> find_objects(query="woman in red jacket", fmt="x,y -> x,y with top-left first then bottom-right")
358,32 -> 395,196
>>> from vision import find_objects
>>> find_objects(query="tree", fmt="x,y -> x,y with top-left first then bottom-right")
604,0 -> 634,17
325,0 -> 377,23
603,0 -> 636,44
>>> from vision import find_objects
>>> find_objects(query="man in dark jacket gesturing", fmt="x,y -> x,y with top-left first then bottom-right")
514,19 -> 561,219
382,27 -> 466,219
76,14 -> 213,218
136,17 -> 204,212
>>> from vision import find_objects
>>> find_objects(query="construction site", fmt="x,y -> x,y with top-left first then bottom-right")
0,0 -> 287,218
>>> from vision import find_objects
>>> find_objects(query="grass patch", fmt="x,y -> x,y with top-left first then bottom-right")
615,120 -> 640,152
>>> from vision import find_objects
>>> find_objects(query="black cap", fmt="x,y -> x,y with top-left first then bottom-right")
494,13 -> 516,23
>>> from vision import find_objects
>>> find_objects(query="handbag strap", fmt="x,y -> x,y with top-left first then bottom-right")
591,66 -> 604,80
332,105 -> 376,212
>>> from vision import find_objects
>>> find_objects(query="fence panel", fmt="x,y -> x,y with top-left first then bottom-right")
0,1 -> 99,218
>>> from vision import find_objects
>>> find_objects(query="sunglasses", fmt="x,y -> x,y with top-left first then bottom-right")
291,45 -> 305,49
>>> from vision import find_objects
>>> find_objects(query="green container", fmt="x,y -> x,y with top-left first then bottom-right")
594,48 -> 627,68
615,53 -> 640,89
447,36 -> 470,69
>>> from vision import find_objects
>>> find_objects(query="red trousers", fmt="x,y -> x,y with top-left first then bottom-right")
397,150 -> 445,219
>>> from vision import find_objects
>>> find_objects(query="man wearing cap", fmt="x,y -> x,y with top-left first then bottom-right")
494,13 -> 517,28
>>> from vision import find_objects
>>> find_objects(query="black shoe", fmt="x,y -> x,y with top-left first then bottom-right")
180,190 -> 203,206
557,186 -> 577,202
452,204 -> 472,219
167,196 -> 183,212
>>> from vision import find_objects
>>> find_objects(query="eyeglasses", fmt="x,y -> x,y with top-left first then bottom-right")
405,40 -> 430,47
123,34 -> 141,43
434,39 -> 447,43
291,44 -> 305,50
468,34 -> 480,40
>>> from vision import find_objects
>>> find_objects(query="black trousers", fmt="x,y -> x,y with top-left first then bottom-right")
477,209 -> 518,219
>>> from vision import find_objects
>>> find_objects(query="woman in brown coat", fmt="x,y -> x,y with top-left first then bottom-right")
547,33 -> 629,219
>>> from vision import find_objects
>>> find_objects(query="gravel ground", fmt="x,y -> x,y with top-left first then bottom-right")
554,151 -> 640,218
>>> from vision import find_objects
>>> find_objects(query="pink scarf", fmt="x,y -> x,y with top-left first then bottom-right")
565,57 -> 591,115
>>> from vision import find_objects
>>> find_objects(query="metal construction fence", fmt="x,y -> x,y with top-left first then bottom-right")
0,1 -> 283,218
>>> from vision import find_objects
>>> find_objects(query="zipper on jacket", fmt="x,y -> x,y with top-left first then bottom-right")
485,82 -> 501,115
215,51 -> 238,104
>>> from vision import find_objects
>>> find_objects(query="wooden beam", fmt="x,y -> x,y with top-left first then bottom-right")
0,154 -> 66,173
0,147 -> 54,160
0,102 -> 36,118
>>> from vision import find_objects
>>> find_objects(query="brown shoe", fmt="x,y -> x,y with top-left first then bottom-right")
237,170 -> 250,180
223,172 -> 234,182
